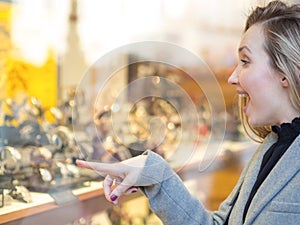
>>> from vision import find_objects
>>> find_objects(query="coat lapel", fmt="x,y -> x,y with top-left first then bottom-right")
229,133 -> 277,224
245,135 -> 300,224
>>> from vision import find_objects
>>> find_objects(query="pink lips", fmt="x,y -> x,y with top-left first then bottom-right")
237,90 -> 248,96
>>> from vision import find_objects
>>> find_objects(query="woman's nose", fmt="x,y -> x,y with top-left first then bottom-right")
228,68 -> 239,85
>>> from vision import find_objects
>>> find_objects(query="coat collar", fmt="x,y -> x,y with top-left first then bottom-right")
244,134 -> 300,224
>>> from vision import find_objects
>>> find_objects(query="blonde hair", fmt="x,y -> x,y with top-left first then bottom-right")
240,1 -> 300,142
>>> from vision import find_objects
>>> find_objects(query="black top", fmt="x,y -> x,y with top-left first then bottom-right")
242,117 -> 300,223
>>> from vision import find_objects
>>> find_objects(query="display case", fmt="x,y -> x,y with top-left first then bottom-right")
0,181 -> 143,225
0,140 -> 257,225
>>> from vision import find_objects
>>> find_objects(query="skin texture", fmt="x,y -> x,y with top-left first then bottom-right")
228,24 -> 298,127
76,155 -> 147,205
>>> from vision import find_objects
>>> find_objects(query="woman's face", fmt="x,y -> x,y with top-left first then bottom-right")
228,24 -> 290,127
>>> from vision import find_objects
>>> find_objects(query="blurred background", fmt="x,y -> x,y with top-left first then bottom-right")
3,0 -> 299,108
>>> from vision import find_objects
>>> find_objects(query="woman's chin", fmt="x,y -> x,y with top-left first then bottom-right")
248,117 -> 260,127
248,117 -> 269,128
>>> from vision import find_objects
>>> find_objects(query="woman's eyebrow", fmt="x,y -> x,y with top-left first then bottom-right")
238,45 -> 252,54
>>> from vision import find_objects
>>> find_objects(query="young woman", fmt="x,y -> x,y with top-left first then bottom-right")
77,1 -> 300,224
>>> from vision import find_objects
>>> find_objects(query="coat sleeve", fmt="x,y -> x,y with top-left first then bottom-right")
135,150 -> 244,225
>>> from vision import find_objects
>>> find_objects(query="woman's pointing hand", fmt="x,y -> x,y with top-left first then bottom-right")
76,154 -> 148,205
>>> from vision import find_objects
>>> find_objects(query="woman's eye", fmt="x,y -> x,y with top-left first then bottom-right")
240,59 -> 249,65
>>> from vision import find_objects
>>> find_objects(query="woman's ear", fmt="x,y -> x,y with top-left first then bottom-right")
280,76 -> 289,88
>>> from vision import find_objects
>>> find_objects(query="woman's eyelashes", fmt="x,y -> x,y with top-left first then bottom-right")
240,58 -> 250,66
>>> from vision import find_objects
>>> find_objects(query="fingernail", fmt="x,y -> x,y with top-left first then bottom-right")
76,159 -> 83,164
131,188 -> 138,193
110,194 -> 118,202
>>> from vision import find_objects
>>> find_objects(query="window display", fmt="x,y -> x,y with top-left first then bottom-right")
0,94 -> 99,207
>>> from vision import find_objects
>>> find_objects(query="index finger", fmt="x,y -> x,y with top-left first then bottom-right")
76,159 -> 123,176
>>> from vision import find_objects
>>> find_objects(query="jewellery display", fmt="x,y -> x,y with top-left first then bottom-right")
0,73 -> 211,207
0,94 -> 100,206
8,180 -> 32,203
94,96 -> 181,161
0,175 -> 13,207
0,146 -> 22,174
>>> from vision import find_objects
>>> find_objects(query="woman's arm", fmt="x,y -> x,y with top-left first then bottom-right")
136,150 -> 230,225
77,150 -> 233,225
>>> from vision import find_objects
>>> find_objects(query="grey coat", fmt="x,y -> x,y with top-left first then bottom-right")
136,132 -> 300,225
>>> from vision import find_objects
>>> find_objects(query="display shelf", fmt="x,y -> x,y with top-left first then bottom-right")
0,140 -> 257,225
0,181 -> 125,225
